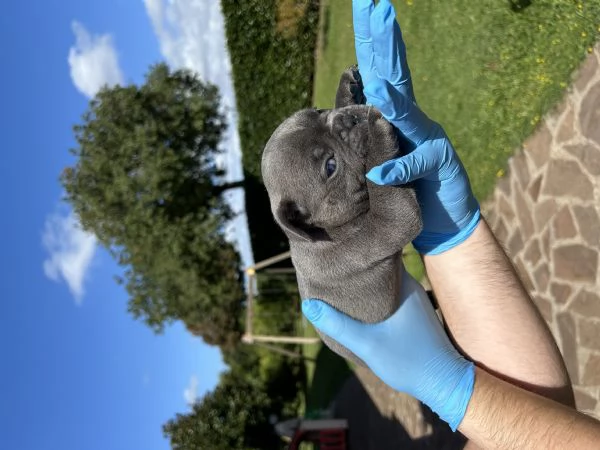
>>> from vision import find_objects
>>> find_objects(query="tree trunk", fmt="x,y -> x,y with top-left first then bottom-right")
214,179 -> 245,195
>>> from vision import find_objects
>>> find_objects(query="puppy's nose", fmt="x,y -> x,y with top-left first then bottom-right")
330,112 -> 362,143
331,111 -> 360,130
315,109 -> 331,123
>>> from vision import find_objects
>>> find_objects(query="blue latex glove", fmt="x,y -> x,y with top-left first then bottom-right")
353,0 -> 480,254
302,270 -> 475,431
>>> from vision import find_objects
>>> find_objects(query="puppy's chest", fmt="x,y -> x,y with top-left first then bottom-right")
290,243 -> 360,283
290,243 -> 403,323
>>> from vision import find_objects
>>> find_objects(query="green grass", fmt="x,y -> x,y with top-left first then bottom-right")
402,243 -> 424,280
314,0 -> 599,279
298,316 -> 352,417
299,316 -> 320,388
314,0 -> 600,202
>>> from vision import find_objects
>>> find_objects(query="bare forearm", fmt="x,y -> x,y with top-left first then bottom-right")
423,219 -> 574,405
461,367 -> 600,449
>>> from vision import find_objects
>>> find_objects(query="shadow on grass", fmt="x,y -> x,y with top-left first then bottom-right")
321,3 -> 331,54
508,0 -> 532,12
305,345 -> 353,414
243,171 -> 291,264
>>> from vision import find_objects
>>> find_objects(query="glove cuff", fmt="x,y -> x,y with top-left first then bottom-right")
413,207 -> 481,255
415,350 -> 476,432
443,361 -> 476,431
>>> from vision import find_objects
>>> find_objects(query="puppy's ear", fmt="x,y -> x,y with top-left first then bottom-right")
276,200 -> 329,242
335,66 -> 365,108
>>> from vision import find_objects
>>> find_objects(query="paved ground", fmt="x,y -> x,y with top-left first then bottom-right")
484,43 -> 600,417
334,367 -> 466,449
332,43 -> 600,445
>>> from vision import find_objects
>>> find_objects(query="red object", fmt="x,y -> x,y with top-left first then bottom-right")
286,419 -> 348,450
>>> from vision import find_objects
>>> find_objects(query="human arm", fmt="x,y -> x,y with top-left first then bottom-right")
353,0 -> 574,406
302,288 -> 600,448
302,269 -> 475,431
460,367 -> 600,449
424,219 -> 574,406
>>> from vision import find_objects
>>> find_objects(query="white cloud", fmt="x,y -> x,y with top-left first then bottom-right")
68,21 -> 124,98
42,210 -> 97,304
183,374 -> 199,405
144,0 -> 255,270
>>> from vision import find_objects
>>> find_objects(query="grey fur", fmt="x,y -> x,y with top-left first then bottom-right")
261,67 -> 422,363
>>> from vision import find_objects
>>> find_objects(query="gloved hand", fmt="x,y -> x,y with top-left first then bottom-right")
353,0 -> 480,254
302,269 -> 475,431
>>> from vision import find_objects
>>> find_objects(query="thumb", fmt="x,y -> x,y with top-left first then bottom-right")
367,140 -> 442,185
302,299 -> 370,357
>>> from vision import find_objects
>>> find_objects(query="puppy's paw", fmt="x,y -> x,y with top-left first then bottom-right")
335,66 -> 366,109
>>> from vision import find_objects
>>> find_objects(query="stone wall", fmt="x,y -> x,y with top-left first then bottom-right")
484,45 -> 600,417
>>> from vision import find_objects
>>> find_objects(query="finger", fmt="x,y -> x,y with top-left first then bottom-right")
366,139 -> 443,185
302,299 -> 371,357
352,0 -> 377,86
370,0 -> 416,102
352,0 -> 374,42
364,78 -> 432,145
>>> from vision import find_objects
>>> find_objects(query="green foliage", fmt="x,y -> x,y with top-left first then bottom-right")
221,0 -> 321,261
163,344 -> 303,449
245,273 -> 303,389
163,371 -> 282,450
253,274 -> 299,335
314,0 -> 600,201
221,0 -> 320,179
62,63 -> 244,347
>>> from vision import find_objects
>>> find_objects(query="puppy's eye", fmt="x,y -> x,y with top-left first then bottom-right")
325,157 -> 337,178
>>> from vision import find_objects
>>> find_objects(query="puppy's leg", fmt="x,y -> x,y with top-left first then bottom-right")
335,66 -> 365,109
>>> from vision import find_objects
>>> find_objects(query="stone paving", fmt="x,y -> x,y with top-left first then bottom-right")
483,44 -> 600,418
334,367 -> 466,449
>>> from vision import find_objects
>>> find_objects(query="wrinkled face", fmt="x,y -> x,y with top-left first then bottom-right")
262,104 -> 401,242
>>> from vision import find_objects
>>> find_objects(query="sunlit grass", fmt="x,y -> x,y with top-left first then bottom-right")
314,0 -> 600,202
314,0 -> 599,280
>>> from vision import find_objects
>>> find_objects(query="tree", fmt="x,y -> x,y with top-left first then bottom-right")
62,63 -> 244,346
163,371 -> 282,450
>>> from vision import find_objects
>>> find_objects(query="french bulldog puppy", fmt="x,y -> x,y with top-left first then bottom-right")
261,67 -> 422,363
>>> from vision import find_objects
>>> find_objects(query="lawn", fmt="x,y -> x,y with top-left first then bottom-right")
297,316 -> 353,418
313,0 -> 599,279
314,0 -> 600,202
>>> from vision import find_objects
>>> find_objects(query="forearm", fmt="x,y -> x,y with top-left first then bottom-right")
460,367 -> 600,449
423,219 -> 574,406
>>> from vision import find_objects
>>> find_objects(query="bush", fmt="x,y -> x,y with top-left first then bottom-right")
222,0 -> 320,179
221,0 -> 321,261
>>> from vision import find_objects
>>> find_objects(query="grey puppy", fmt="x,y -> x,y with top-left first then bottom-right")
261,67 -> 422,363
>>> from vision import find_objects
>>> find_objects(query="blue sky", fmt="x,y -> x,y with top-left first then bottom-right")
0,1 -> 253,448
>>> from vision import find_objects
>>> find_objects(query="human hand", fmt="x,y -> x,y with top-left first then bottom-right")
353,0 -> 480,254
302,270 -> 475,431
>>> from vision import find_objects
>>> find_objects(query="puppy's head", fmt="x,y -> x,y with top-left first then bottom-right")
262,104 -> 419,244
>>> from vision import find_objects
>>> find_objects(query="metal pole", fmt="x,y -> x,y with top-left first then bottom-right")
242,334 -> 320,345
263,267 -> 296,274
245,273 -> 254,337
251,342 -> 314,361
247,251 -> 291,272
